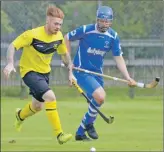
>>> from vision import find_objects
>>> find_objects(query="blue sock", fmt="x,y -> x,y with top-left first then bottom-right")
84,99 -> 101,125
76,99 -> 101,135
76,120 -> 86,135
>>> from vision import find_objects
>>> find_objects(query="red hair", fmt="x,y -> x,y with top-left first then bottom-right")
46,6 -> 64,19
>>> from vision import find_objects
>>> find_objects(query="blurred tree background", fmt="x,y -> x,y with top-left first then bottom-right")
1,0 -> 164,38
1,0 -> 163,96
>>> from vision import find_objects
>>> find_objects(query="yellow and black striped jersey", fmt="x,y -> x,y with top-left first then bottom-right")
12,26 -> 67,77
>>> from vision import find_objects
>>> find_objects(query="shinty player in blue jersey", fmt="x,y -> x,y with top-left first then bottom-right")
64,6 -> 136,141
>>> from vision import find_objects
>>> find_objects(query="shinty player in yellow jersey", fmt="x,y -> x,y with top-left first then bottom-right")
3,6 -> 73,145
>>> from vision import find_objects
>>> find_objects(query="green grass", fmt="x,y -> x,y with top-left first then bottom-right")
1,87 -> 163,151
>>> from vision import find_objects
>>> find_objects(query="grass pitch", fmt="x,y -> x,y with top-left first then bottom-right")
1,87 -> 163,151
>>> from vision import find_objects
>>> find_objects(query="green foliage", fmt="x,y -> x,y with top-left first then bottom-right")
1,1 -> 163,38
1,10 -> 14,34
103,1 -> 164,38
61,1 -> 98,34
1,1 -> 56,34
2,1 -> 30,34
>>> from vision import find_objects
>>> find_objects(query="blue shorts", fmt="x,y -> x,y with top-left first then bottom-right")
73,71 -> 104,97
23,71 -> 50,102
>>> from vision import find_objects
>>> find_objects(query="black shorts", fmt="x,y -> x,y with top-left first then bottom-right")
23,71 -> 50,102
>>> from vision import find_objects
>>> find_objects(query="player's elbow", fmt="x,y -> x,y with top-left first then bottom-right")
64,34 -> 69,41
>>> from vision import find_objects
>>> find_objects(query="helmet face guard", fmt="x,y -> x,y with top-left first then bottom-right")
96,6 -> 113,32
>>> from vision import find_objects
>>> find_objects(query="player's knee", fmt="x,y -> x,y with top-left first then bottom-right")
93,88 -> 106,104
32,101 -> 43,111
42,90 -> 56,102
93,93 -> 106,105
97,94 -> 105,104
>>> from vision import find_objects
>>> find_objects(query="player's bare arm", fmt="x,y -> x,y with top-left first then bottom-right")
64,35 -> 71,53
3,43 -> 16,79
5,6 -> 73,144
114,56 -> 136,86
61,51 -> 72,69
61,52 -> 73,86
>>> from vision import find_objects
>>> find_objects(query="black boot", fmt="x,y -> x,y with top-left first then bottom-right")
85,123 -> 98,139
75,133 -> 91,141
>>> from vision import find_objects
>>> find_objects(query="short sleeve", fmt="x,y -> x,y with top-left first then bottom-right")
66,25 -> 86,41
57,38 -> 67,55
12,30 -> 33,50
111,33 -> 123,56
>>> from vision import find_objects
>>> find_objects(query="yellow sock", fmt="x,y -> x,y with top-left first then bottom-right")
19,102 -> 37,120
45,101 -> 63,136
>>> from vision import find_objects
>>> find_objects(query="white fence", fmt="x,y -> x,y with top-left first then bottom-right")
1,39 -> 163,88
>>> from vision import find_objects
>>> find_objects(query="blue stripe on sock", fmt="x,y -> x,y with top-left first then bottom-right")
76,98 -> 102,135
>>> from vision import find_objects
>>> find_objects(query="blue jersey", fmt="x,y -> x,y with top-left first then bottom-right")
67,24 -> 122,73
